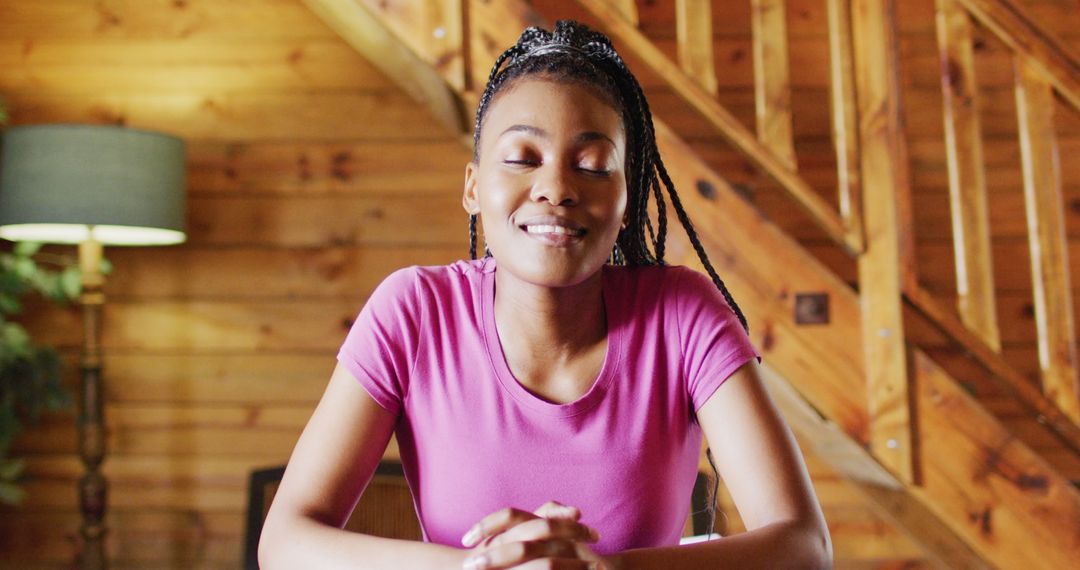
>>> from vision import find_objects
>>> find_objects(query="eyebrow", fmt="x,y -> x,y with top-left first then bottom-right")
498,124 -> 617,148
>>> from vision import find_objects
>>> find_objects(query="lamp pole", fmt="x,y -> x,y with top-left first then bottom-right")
0,124 -> 187,568
78,236 -> 107,570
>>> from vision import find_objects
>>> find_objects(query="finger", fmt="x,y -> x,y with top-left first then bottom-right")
534,501 -> 581,521
489,517 -> 600,548
462,508 -> 540,547
464,540 -> 579,570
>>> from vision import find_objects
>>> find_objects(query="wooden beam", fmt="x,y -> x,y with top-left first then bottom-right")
575,0 -> 860,256
825,0 -> 864,251
1014,55 -> 1080,423
751,0 -> 796,169
851,0 -> 916,484
759,363 -> 991,570
301,0 -> 466,136
610,0 -> 639,25
422,0 -> 468,93
675,0 -> 718,95
935,0 -> 1001,351
953,0 -> 1080,113
904,285 -> 1080,457
910,349 -> 1080,568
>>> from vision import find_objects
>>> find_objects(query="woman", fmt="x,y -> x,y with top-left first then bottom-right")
260,20 -> 830,569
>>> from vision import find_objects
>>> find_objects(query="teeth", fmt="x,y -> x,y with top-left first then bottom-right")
525,224 -> 581,236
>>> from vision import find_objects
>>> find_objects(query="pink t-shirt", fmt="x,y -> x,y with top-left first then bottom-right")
337,257 -> 759,554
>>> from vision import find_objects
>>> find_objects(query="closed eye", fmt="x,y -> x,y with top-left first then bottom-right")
577,166 -> 612,177
503,159 -> 539,167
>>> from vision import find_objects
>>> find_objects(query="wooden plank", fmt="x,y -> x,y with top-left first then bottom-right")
751,0 -> 797,169
301,0 -> 466,135
102,246 -> 463,299
0,39 -> 394,93
936,0 -> 1001,351
825,0 -> 864,250
21,299 -> 365,351
954,0 -> 1080,112
2,91 -> 448,142
574,0 -> 859,255
0,0 -> 336,41
180,194 -> 466,247
675,0 -> 718,95
0,510 -> 244,566
852,0 -> 917,483
760,362 -> 991,570
58,352 -> 333,405
185,140 -> 470,195
910,349 -> 1080,569
1015,55 -> 1080,422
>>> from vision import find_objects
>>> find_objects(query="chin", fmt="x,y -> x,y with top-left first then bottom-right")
497,254 -> 605,289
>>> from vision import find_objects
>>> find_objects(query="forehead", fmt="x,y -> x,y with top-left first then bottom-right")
482,77 -> 624,141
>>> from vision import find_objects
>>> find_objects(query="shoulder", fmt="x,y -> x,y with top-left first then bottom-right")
375,258 -> 489,297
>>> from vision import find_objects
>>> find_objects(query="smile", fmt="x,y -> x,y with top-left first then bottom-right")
523,224 -> 584,236
519,224 -> 586,247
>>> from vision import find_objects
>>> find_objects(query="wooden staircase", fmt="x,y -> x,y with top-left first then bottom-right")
302,0 -> 1080,567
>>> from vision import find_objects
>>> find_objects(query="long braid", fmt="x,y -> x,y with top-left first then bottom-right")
469,213 -> 478,261
471,21 -> 752,539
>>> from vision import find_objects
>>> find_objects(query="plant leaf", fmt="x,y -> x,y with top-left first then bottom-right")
0,457 -> 25,480
0,481 -> 27,505
60,267 -> 82,299
13,242 -> 42,258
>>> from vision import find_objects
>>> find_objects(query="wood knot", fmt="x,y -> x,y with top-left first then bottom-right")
695,179 -> 716,200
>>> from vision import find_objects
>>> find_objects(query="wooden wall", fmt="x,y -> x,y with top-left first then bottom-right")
0,0 -> 1076,568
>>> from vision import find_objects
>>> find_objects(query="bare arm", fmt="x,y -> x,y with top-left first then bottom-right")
607,360 -> 832,569
258,363 -> 469,569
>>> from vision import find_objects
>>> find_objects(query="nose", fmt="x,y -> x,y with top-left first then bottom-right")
529,164 -> 578,207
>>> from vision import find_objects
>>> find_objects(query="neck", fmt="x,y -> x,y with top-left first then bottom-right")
492,268 -> 607,360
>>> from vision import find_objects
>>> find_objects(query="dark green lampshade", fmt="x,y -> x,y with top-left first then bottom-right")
0,124 -> 186,245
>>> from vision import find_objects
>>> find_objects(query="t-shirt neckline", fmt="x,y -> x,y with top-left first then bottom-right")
480,258 -> 623,417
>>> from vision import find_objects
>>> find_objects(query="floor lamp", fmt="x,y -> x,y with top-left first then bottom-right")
0,124 -> 186,569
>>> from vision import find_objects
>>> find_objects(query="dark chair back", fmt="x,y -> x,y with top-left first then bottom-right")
243,461 -> 422,569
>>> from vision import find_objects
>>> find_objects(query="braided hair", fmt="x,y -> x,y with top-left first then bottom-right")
469,20 -> 747,537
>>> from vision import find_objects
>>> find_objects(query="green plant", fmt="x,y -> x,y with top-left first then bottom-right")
0,242 -> 85,504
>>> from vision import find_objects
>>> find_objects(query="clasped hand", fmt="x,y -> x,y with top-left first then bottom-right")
460,501 -> 608,569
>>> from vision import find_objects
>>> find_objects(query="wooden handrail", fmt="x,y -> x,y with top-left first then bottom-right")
953,0 -> 1080,112
904,285 -> 1080,455
574,0 -> 861,256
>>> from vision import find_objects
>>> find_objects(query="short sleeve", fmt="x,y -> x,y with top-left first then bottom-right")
674,267 -> 761,411
336,267 -> 423,417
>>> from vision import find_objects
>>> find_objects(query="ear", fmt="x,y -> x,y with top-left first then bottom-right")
462,161 -> 480,215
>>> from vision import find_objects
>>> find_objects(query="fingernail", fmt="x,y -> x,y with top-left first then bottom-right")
461,526 -> 481,547
463,555 -> 487,570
